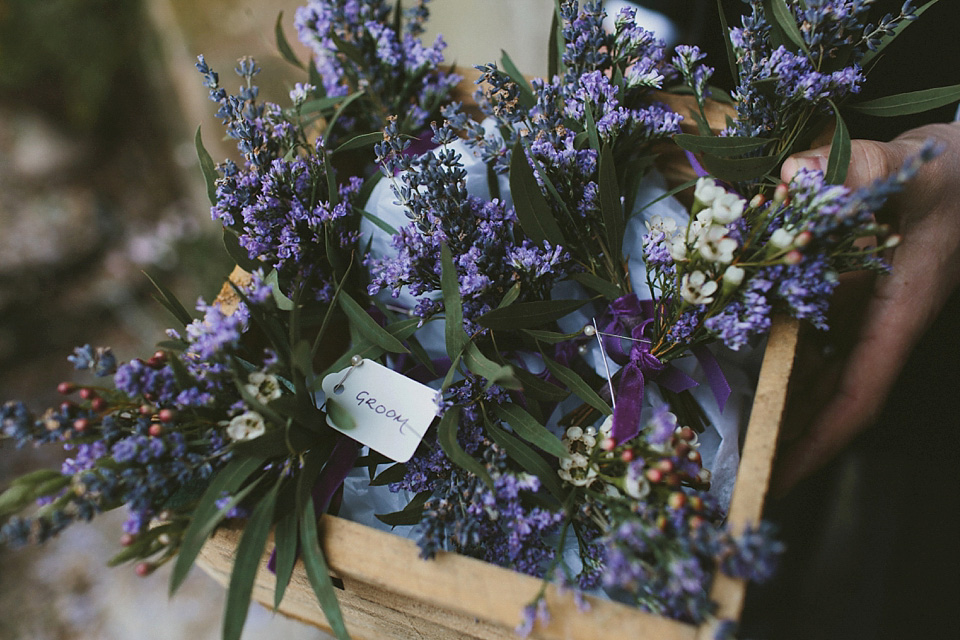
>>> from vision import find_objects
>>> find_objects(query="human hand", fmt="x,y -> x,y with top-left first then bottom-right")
771,121 -> 960,495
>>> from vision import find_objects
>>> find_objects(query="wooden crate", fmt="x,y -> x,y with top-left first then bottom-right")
197,317 -> 799,640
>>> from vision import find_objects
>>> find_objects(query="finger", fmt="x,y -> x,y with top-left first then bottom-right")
772,260 -> 935,495
781,139 -> 909,189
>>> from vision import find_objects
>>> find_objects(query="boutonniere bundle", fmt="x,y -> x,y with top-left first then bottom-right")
3,1 -> 958,638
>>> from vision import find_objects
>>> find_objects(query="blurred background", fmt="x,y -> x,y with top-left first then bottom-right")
0,1 -> 957,639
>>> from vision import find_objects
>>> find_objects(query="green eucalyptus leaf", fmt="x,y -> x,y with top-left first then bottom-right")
569,272 -> 622,299
143,271 -> 193,328
338,291 -> 409,354
374,490 -> 431,526
547,7 -> 561,79
264,270 -> 295,311
272,509 -> 299,611
497,282 -> 522,309
438,406 -> 493,489
223,481 -> 279,640
485,419 -> 566,501
274,11 -> 304,69
440,243 -> 468,358
599,143 -> 624,265
674,133 -> 772,157
825,102 -> 851,185
520,328 -> 584,345
512,367 -> 570,402
359,208 -> 398,236
477,299 -> 590,330
493,403 -> 568,459
300,501 -> 350,640
584,102 -> 601,152
222,228 -> 262,273
332,131 -> 383,155
169,456 -> 266,597
509,140 -> 565,246
698,152 -> 781,183
369,462 -> 407,487
848,83 -> 960,117
195,126 -> 219,206
542,355 -> 612,415
716,0 -> 739,86
464,343 -> 520,389
325,397 -> 356,431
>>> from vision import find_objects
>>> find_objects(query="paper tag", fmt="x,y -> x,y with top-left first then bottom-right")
321,358 -> 439,463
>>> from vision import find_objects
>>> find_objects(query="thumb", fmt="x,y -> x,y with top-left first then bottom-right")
781,139 -> 911,189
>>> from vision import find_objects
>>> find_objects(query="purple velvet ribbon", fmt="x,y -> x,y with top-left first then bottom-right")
684,150 -> 709,178
267,435 -> 360,574
602,294 -> 730,444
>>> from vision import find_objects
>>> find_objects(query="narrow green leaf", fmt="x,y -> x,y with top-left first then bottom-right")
222,228 -> 262,272
477,298 -> 590,331
299,95 -> 352,117
698,152 -> 781,183
223,482 -> 279,640
0,483 -> 33,516
440,243 -> 468,358
493,403 -> 568,459
338,291 -> 409,354
674,133 -> 772,157
485,419 -> 567,501
584,102 -> 601,152
497,282 -> 522,309
195,126 -> 219,206
551,0 -> 566,76
369,462 -> 407,487
509,140 -> 565,246
769,0 -> 808,52
274,11 -> 304,69
143,271 -> 193,328
598,143 -> 623,265
512,367 -> 570,402
717,0 -> 739,86
542,356 -> 612,415
547,7 -> 560,79
569,272 -> 622,299
272,509 -> 298,611
325,398 -> 356,431
333,131 -> 384,155
848,83 -> 960,117
520,328 -> 584,345
170,456 -> 265,596
440,353 -> 461,393
359,208 -> 398,236
437,406 -> 494,489
264,269 -> 295,311
499,49 -> 536,109
463,343 -> 520,390
9,468 -> 66,487
375,490 -> 431,526
825,102 -> 851,185
300,501 -> 351,640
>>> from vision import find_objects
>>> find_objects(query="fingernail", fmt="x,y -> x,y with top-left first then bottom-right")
782,153 -> 826,180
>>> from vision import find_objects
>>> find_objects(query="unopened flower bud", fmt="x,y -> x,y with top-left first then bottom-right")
722,265 -> 745,289
770,228 -> 795,249
884,234 -> 902,248
601,437 -> 616,451
120,533 -> 136,546
148,423 -> 164,437
773,183 -> 789,204
646,468 -> 663,483
621,449 -> 634,462
139,404 -> 153,416
784,249 -> 804,265
657,459 -> 674,473
749,193 -> 766,209
73,418 -> 89,433
79,388 -> 96,401
91,396 -> 107,412
57,382 -> 77,395
794,231 -> 813,247
668,492 -> 687,509
135,562 -> 154,577
158,408 -> 176,423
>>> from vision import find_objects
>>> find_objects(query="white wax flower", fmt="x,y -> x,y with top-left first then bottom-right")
681,270 -> 718,305
669,237 -> 688,261
226,411 -> 267,442
711,192 -> 746,224
694,177 -> 725,206
697,225 -> 738,264
624,468 -> 651,499
723,265 -> 746,287
244,371 -> 283,404
770,227 -> 796,249
645,214 -> 678,235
